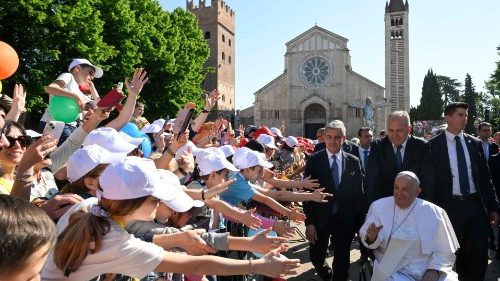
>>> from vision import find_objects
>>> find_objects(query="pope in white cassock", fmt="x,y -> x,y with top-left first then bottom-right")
359,171 -> 460,281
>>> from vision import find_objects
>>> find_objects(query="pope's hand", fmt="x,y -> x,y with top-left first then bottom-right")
366,223 -> 383,244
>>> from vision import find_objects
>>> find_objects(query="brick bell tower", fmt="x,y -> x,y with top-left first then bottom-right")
187,0 -> 236,119
385,0 -> 410,112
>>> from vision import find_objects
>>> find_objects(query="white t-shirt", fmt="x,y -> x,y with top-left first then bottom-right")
40,72 -> 91,125
41,198 -> 165,280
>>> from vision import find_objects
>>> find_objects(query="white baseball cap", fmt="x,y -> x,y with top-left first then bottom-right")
196,152 -> 238,176
256,134 -> 277,149
152,119 -> 166,128
232,147 -> 273,170
218,145 -> 236,158
68,58 -> 104,78
157,169 -> 204,212
285,136 -> 299,148
66,144 -> 125,183
270,127 -> 284,138
98,157 -> 175,201
166,118 -> 176,125
140,123 -> 162,134
83,127 -> 140,154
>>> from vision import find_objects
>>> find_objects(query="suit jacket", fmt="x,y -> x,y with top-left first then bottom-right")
365,135 -> 434,203
313,140 -> 360,159
488,152 -> 500,201
482,141 -> 499,159
429,132 -> 499,216
303,149 -> 365,232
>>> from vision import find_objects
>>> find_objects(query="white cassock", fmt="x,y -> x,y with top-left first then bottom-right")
359,197 -> 460,281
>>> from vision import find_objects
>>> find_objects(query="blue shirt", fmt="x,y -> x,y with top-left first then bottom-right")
220,172 -> 257,206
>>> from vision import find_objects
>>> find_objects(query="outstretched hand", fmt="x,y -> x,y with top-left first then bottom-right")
366,223 -> 383,244
203,89 -> 220,111
125,68 -> 149,97
251,228 -> 288,254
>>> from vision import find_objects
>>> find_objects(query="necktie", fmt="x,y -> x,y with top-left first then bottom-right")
455,136 -> 470,194
331,155 -> 340,189
363,150 -> 369,171
395,145 -> 403,170
331,155 -> 339,214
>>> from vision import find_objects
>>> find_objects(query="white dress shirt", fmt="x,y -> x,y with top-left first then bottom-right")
326,149 -> 343,184
444,130 -> 476,195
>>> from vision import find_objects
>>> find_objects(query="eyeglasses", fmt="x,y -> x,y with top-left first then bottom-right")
5,135 -> 32,148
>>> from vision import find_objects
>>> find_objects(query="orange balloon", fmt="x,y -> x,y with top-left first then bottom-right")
0,41 -> 19,80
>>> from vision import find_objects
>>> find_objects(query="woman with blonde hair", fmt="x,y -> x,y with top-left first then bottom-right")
41,157 -> 300,280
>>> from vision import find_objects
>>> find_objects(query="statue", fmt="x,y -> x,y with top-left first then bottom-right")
348,97 -> 389,131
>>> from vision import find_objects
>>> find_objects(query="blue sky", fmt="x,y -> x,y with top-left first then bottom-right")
159,0 -> 500,111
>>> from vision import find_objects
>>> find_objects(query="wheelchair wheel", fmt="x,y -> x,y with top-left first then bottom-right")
358,257 -> 373,281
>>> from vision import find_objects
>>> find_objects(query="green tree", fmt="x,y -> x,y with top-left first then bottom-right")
437,75 -> 462,106
0,0 -> 210,126
485,45 -> 500,131
415,69 -> 443,120
0,0 -> 115,118
463,73 -> 478,134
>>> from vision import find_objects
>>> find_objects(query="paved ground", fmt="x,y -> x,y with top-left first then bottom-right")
281,223 -> 500,281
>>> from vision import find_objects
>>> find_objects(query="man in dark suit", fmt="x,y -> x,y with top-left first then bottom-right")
304,120 -> 365,281
365,111 -> 434,203
490,152 -> 500,259
429,102 -> 500,281
477,122 -> 499,160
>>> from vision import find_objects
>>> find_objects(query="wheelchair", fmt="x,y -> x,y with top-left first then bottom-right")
357,240 -> 374,281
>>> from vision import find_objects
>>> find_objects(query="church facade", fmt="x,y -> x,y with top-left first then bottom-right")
251,26 -> 386,139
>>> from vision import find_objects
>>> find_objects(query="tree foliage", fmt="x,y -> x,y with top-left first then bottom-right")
0,0 -> 210,125
463,73 -> 477,134
411,69 -> 443,121
485,44 -> 500,131
437,75 -> 462,106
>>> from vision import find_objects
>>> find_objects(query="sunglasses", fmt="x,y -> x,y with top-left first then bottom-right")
5,135 -> 32,148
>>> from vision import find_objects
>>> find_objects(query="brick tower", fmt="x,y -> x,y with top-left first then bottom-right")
385,0 -> 410,112
187,0 -> 236,117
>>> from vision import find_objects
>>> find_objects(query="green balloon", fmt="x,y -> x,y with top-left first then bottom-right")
48,96 -> 80,123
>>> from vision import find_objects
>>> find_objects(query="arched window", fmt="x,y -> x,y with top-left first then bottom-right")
399,18 -> 403,25
229,98 -> 232,105
391,19 -> 395,26
391,31 -> 395,39
222,95 -> 225,102
228,56 -> 232,64
222,34 -> 225,42
399,31 -> 403,38
229,39 -> 232,46
204,31 -> 211,39
222,52 -> 225,61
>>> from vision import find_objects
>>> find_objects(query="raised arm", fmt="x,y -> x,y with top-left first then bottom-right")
106,68 -> 148,130
5,84 -> 26,122
190,89 -> 220,132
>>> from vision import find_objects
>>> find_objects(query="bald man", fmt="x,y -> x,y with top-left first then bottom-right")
360,172 -> 459,281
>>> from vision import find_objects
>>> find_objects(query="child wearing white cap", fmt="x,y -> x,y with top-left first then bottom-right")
58,144 -> 125,199
41,58 -> 103,143
41,157 -> 300,280
189,150 -> 299,238
219,147 -> 306,222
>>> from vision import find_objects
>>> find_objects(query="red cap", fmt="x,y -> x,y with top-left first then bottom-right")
254,126 -> 275,139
